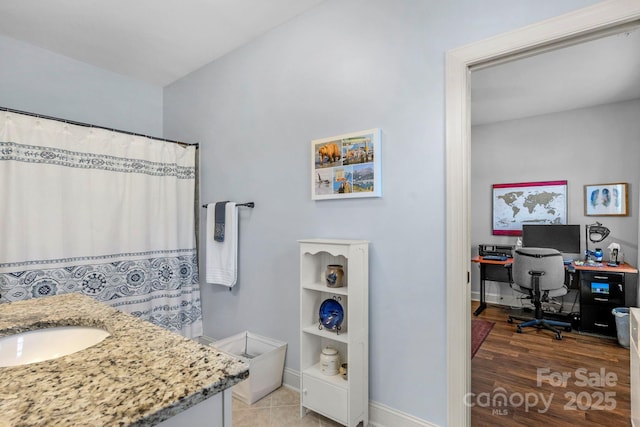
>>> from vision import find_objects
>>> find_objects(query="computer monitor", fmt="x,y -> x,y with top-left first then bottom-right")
521,224 -> 581,254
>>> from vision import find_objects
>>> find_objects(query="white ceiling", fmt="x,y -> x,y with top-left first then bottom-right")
471,26 -> 640,125
0,0 -> 326,87
0,2 -> 638,124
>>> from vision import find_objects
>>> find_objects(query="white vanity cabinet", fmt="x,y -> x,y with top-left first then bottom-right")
156,389 -> 230,427
632,307 -> 640,426
299,239 -> 369,427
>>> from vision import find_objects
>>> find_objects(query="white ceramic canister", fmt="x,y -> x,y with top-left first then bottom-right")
320,347 -> 340,375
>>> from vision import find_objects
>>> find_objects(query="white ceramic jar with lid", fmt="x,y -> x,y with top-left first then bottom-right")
320,346 -> 340,375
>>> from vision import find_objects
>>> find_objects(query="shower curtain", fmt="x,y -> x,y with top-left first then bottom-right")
0,110 -> 202,338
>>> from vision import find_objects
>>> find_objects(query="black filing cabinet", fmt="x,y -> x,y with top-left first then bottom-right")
580,271 -> 634,336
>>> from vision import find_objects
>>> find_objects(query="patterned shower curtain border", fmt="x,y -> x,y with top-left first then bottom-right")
0,141 -> 195,179
0,248 -> 195,271
0,252 -> 201,335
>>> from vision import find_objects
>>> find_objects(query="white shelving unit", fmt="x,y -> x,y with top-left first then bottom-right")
299,239 -> 369,427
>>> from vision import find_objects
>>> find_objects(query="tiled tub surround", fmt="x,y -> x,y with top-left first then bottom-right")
0,293 -> 249,426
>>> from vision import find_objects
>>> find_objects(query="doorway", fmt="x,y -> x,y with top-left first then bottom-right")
445,2 -> 640,426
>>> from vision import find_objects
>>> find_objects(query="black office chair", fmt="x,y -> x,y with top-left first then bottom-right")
507,247 -> 572,340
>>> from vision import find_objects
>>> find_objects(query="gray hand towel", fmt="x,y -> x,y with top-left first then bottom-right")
214,201 -> 229,242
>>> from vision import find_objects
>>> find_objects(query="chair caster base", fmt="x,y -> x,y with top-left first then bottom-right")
508,316 -> 571,340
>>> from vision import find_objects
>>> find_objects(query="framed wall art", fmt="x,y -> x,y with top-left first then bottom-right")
311,128 -> 381,200
584,182 -> 628,216
492,180 -> 567,235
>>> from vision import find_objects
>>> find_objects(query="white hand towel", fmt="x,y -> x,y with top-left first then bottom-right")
206,202 -> 238,287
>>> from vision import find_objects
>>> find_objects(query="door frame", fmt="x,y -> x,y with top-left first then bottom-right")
445,1 -> 640,425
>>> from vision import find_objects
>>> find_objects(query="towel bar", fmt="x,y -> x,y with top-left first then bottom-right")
202,202 -> 255,208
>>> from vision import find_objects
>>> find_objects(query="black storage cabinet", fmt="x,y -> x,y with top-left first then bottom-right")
580,270 -> 636,336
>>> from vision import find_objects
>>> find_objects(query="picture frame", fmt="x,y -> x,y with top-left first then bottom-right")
584,182 -> 628,216
311,128 -> 381,200
492,180 -> 567,235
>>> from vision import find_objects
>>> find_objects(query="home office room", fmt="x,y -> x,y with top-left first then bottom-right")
468,24 -> 640,426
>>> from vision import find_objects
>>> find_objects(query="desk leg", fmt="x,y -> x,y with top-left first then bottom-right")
473,264 -> 487,316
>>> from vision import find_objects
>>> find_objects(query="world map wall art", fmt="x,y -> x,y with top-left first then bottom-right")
311,128 -> 381,200
492,180 -> 567,236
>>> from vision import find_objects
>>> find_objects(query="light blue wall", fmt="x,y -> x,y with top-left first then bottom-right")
0,35 -> 163,136
164,1 -> 602,423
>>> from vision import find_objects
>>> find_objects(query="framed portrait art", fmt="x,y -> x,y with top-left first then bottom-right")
311,128 -> 381,200
584,182 -> 628,216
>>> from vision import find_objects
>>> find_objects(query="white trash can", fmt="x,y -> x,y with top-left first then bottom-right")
612,307 -> 630,349
213,331 -> 287,404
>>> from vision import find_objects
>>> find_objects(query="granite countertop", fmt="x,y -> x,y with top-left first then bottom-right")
0,293 -> 249,427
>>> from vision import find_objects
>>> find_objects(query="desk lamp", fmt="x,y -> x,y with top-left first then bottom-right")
584,221 -> 610,262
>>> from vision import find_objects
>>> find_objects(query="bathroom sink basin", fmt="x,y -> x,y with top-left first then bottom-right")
0,326 -> 110,367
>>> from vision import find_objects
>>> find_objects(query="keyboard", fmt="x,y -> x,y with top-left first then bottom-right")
482,255 -> 508,261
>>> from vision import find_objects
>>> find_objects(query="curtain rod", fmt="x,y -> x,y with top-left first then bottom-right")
1,106 -> 199,148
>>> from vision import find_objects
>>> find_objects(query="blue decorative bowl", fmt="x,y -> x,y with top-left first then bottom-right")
319,298 -> 344,332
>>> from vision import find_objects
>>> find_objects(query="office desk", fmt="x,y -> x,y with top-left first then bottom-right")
471,256 -> 513,316
471,256 -> 639,335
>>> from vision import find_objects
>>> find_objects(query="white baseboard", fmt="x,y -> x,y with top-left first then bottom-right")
368,401 -> 438,427
283,368 -> 436,427
472,288 -> 580,314
471,290 -> 520,308
282,367 -> 300,390
196,335 -> 216,345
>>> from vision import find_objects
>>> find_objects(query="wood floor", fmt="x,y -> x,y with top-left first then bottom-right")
471,302 -> 631,426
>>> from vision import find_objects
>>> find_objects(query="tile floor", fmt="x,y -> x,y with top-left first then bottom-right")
231,386 -> 344,427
